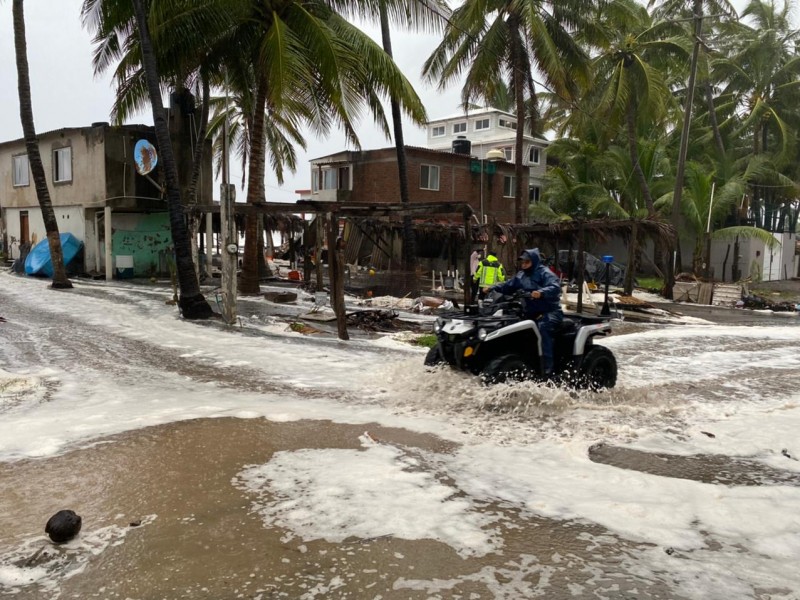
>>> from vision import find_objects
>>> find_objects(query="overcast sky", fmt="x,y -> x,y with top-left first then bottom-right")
0,0 -> 755,203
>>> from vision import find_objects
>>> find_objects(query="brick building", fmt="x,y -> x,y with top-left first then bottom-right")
309,146 -> 520,223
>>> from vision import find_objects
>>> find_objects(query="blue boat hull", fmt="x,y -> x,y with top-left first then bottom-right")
24,233 -> 83,278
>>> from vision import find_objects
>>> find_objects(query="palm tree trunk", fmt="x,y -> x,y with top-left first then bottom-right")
187,74 -> 210,203
13,0 -> 72,289
379,5 -> 416,270
510,24 -> 526,223
704,82 -> 725,157
623,220 -> 638,295
131,0 -> 211,318
240,76 -> 269,295
626,99 -> 655,215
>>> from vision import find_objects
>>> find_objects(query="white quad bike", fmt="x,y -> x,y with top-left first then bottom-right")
425,291 -> 618,390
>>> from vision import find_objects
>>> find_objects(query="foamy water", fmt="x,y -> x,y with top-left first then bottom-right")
2,272 -> 800,598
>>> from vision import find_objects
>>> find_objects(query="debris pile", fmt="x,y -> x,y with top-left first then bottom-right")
739,294 -> 800,312
346,309 -> 402,332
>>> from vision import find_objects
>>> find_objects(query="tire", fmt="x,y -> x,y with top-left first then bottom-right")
481,354 -> 532,385
424,345 -> 445,367
577,346 -> 617,390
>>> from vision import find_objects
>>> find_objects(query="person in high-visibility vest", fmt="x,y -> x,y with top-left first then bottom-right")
473,250 -> 506,298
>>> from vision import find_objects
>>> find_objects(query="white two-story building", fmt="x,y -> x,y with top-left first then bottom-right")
425,107 -> 549,206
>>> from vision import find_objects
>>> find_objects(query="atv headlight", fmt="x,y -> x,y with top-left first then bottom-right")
433,319 -> 442,333
477,328 -> 488,341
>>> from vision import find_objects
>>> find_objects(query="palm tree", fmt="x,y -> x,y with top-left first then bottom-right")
713,0 -> 800,233
589,0 -> 688,216
12,0 -> 72,289
130,0 -> 213,318
655,159 -> 782,275
84,0 -> 428,295
360,0 -> 447,269
424,0 -> 590,223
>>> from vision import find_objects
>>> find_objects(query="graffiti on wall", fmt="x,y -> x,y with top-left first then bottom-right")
111,213 -> 173,276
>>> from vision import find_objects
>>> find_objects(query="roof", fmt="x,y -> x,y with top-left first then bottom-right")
428,106 -> 515,122
309,145 -> 522,166
0,123 -> 153,150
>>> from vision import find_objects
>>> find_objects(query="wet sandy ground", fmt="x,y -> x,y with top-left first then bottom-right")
0,417 -> 691,600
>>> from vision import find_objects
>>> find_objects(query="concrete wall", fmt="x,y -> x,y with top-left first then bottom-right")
4,205 -> 86,260
592,230 -> 799,282
111,212 -> 173,277
0,127 -> 108,210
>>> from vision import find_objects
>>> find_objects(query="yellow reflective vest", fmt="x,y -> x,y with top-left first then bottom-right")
474,255 -> 506,286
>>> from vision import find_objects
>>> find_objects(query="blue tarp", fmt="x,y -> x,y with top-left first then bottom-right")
24,233 -> 83,277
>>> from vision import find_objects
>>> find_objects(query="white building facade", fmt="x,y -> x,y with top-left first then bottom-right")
425,107 -> 549,208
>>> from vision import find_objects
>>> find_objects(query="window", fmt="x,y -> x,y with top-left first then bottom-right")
475,118 -> 490,131
503,176 -> 516,198
499,118 -> 517,130
322,168 -> 337,190
53,146 -> 72,183
502,147 -> 513,161
529,146 -> 540,164
453,122 -> 467,134
529,185 -> 541,203
420,165 -> 440,190
337,166 -> 350,190
12,154 -> 29,187
431,125 -> 446,137
312,170 -> 319,192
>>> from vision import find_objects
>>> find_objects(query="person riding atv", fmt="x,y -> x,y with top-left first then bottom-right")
426,253 -> 618,390
484,248 -> 562,378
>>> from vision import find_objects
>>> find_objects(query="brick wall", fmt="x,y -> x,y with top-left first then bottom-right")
345,147 -> 517,223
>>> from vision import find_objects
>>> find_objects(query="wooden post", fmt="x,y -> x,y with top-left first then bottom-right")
220,183 -> 237,324
315,215 -> 324,291
303,220 -> 312,284
327,212 -> 349,340
205,211 -> 213,278
576,221 -> 585,314
104,205 -> 113,281
464,209 -> 472,306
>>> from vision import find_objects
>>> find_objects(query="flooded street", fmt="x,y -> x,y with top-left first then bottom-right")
1,273 -> 800,599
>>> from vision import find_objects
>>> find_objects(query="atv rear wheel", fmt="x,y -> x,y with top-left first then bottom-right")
424,345 -> 445,367
481,354 -> 532,384
577,346 -> 617,390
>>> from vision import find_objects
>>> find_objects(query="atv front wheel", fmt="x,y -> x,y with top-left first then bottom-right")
424,345 -> 445,367
577,346 -> 617,390
481,354 -> 532,384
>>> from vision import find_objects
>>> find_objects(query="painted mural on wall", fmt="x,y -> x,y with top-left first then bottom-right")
111,213 -> 173,277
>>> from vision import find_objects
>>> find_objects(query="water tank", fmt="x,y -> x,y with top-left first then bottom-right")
452,136 -> 472,155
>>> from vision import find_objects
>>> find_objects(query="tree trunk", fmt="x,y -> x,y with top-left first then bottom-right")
131,0 -> 211,318
623,220 -> 638,295
626,100 -> 655,215
187,74 -> 210,203
13,0 -> 72,289
240,77 -> 269,295
510,24 -> 526,224
327,213 -> 349,340
379,5 -> 416,270
704,82 -> 725,158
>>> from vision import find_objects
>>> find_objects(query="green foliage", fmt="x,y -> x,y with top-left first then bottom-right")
636,276 -> 663,291
410,334 -> 438,348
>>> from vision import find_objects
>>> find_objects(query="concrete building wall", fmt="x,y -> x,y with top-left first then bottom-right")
4,205 -> 86,260
0,126 -> 108,210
